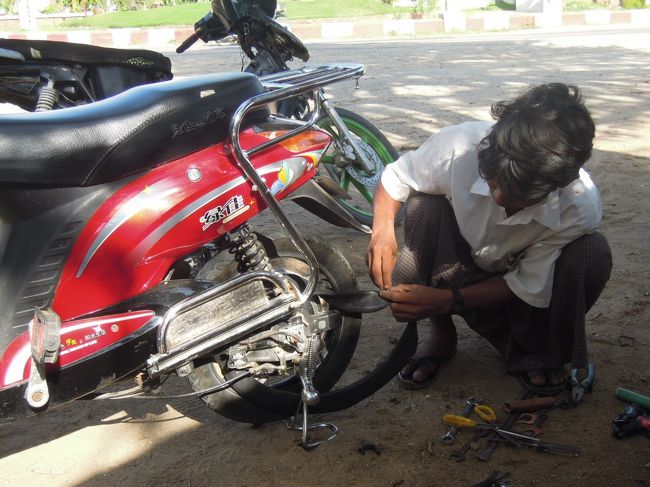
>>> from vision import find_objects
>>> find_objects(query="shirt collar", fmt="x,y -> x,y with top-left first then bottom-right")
470,178 -> 561,230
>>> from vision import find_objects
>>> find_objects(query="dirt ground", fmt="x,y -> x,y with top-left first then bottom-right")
1,26 -> 649,487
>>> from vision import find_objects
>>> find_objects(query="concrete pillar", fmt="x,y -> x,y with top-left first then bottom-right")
17,0 -> 38,30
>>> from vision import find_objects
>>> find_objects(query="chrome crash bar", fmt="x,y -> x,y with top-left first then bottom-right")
148,271 -> 295,377
229,63 -> 366,305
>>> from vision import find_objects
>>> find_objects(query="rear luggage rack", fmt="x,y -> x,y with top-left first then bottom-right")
228,64 -> 366,305
259,64 -> 365,92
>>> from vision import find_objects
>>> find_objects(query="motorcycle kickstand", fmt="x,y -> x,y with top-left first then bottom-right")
287,400 -> 338,450
286,333 -> 338,449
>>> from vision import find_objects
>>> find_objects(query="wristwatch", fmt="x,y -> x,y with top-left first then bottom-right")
449,287 -> 465,314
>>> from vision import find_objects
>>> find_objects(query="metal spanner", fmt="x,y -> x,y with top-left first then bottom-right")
441,397 -> 480,445
443,414 -> 581,457
449,428 -> 490,462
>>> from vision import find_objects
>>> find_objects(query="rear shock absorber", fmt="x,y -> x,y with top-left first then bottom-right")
35,78 -> 58,112
228,224 -> 271,272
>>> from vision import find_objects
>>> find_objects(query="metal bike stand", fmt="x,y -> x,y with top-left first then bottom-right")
287,400 -> 339,450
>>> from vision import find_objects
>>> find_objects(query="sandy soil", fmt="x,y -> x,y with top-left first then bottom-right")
1,26 -> 649,487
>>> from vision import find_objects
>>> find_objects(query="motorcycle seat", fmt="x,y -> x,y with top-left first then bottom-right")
0,72 -> 268,187
0,38 -> 172,78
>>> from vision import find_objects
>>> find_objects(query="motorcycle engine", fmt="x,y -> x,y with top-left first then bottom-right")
224,300 -> 332,379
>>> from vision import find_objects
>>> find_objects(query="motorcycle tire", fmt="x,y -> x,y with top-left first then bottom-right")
186,236 -> 361,424
316,108 -> 404,226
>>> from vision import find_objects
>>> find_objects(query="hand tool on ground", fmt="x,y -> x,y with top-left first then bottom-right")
442,415 -> 581,456
612,402 -> 650,439
444,403 -> 496,460
441,397 -> 480,445
511,412 -> 546,437
615,387 -> 650,409
504,396 -> 559,413
473,404 -> 497,423
538,399 -> 570,414
449,427 -> 490,462
569,363 -> 595,405
516,413 -> 546,426
488,436 -> 581,456
474,392 -> 533,462
511,424 -> 543,437
470,470 -> 512,487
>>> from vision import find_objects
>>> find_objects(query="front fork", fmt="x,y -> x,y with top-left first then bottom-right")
318,90 -> 376,175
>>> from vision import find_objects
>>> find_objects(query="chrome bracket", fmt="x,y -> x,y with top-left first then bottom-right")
287,400 -> 338,450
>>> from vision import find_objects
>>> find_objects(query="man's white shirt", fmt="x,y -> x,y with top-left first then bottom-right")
381,121 -> 602,308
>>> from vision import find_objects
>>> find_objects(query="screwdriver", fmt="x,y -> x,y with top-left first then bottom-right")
442,414 -> 581,456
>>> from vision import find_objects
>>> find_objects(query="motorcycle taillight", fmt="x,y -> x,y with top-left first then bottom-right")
258,130 -> 331,153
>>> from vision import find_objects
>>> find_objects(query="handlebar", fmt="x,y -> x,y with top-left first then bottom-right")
176,32 -> 200,54
176,11 -> 223,54
176,6 -> 309,63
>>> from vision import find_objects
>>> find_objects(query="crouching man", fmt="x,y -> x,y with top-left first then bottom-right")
367,83 -> 612,394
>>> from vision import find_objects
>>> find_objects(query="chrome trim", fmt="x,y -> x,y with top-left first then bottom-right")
157,270 -> 290,349
148,270 -> 296,377
150,301 -> 294,377
232,64 -> 366,305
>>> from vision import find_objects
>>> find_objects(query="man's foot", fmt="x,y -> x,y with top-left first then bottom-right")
397,316 -> 457,389
518,368 -> 569,396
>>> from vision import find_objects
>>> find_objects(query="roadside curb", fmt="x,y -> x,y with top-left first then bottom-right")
1,9 -> 649,48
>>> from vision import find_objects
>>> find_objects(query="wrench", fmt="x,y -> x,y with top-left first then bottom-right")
442,397 -> 480,445
474,391 -> 533,462
449,428 -> 490,461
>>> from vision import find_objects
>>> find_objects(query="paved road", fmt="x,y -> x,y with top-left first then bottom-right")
166,25 -> 650,153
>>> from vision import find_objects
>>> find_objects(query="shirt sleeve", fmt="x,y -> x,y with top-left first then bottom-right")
380,130 -> 453,202
503,225 -> 589,308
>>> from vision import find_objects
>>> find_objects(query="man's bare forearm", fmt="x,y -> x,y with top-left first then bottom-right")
458,275 -> 515,310
367,183 -> 403,289
372,183 -> 402,231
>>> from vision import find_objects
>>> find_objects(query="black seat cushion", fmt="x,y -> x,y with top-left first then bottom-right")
0,72 -> 267,187
0,38 -> 172,77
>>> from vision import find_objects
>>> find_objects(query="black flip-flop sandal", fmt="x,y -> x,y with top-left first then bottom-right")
396,353 -> 455,390
518,370 -> 567,397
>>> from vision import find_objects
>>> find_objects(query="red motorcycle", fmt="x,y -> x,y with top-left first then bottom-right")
0,0 -> 400,227
0,41 -> 416,448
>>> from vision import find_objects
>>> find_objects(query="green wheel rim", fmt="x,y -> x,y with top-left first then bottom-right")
317,116 -> 395,220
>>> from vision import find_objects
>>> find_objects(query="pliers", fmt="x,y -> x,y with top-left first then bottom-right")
569,363 -> 595,405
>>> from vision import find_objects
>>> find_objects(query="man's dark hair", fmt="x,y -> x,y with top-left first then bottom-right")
477,83 -> 595,201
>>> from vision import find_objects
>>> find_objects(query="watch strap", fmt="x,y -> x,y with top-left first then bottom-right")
450,287 -> 465,314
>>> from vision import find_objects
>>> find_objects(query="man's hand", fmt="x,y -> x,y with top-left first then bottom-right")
379,284 -> 453,322
367,229 -> 398,290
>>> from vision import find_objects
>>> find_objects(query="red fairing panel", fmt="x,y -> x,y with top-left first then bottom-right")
0,310 -> 155,389
53,128 -> 330,321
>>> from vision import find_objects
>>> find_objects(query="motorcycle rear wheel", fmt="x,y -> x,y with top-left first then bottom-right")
186,236 -> 361,423
316,108 -> 402,226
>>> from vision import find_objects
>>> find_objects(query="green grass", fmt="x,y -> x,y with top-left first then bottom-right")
59,0 -> 416,29
281,0 -> 413,19
464,0 -> 515,12
60,2 -> 210,28
564,0 -> 614,10
564,0 -> 649,9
